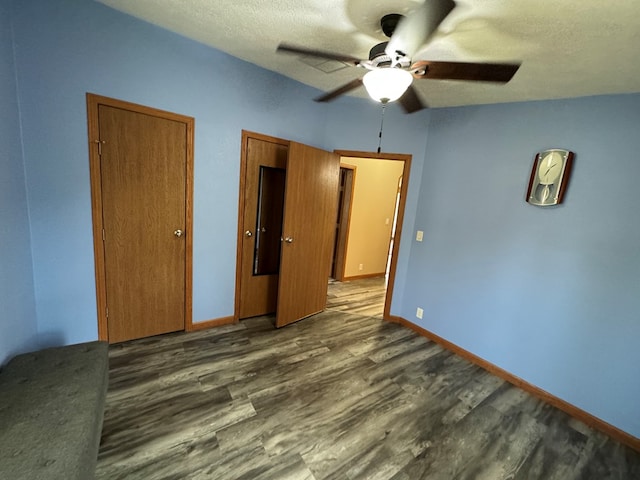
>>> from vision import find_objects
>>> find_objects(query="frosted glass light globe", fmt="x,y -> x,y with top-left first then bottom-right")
362,68 -> 413,103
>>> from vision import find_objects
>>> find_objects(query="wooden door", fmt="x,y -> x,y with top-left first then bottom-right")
238,136 -> 288,319
276,142 -> 340,327
88,95 -> 193,343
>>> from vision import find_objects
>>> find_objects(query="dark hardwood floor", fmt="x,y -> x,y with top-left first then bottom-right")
326,277 -> 386,317
97,279 -> 640,479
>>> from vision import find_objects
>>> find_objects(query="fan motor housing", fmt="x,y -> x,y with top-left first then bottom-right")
369,42 -> 392,67
369,41 -> 412,69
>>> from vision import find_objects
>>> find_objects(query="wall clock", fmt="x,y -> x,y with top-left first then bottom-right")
526,149 -> 574,206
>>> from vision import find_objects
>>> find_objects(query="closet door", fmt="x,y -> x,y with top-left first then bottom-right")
237,135 -> 288,319
276,142 -> 340,327
88,94 -> 193,343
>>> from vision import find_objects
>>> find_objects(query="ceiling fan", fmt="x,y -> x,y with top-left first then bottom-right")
277,0 -> 521,113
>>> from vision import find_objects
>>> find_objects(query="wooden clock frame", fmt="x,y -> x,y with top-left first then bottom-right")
526,149 -> 574,206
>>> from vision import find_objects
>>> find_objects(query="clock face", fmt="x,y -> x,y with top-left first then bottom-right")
537,151 -> 563,185
526,149 -> 574,207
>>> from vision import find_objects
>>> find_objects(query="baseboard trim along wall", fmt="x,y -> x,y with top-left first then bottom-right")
396,317 -> 640,453
188,316 -> 236,332
342,273 -> 385,282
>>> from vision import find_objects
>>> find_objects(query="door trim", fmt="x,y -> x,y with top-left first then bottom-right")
86,93 -> 195,340
334,150 -> 412,323
234,130 -> 290,322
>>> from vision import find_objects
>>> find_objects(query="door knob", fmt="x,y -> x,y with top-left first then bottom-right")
284,236 -> 294,243
245,230 -> 253,237
174,229 -> 184,238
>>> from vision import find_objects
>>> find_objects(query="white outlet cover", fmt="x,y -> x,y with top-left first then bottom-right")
416,230 -> 424,242
416,307 -> 424,319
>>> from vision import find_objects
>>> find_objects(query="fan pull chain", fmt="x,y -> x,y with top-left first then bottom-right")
377,101 -> 387,154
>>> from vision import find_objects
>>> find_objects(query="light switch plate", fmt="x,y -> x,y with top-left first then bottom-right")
416,230 -> 424,242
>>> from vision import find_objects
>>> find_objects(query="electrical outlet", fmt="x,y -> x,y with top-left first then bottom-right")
416,307 -> 424,319
416,230 -> 424,242
358,263 -> 363,271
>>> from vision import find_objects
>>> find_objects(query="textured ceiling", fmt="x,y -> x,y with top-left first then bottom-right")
97,0 -> 640,108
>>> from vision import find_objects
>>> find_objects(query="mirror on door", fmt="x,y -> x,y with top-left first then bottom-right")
253,166 -> 286,275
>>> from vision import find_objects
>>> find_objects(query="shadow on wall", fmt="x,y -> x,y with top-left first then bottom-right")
1,333 -> 50,366
36,331 -> 67,352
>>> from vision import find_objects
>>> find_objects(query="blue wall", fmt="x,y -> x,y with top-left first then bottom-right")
403,95 -> 640,437
0,0 -> 38,364
9,0 -> 336,344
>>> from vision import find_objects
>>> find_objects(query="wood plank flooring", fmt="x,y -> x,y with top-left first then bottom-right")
326,277 -> 386,317
97,280 -> 640,479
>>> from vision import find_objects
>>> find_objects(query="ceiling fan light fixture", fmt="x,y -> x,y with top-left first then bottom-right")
362,68 -> 413,103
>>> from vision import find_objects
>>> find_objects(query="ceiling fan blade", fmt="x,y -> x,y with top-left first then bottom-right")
411,60 -> 521,83
314,78 -> 364,103
277,43 -> 362,66
398,85 -> 428,114
385,0 -> 455,62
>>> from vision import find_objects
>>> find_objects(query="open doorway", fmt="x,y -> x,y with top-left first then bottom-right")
330,150 -> 412,321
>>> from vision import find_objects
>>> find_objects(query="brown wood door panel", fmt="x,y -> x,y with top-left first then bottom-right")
276,142 -> 340,328
99,105 -> 187,342
238,136 -> 288,319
